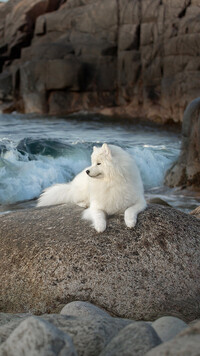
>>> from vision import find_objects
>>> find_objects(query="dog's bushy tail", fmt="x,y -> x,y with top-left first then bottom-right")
37,183 -> 72,207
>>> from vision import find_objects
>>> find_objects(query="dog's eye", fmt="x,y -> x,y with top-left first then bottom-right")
97,163 -> 101,165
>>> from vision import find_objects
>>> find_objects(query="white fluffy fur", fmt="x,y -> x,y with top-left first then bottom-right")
37,143 -> 146,232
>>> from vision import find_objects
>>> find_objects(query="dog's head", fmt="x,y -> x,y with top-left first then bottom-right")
86,143 -> 112,179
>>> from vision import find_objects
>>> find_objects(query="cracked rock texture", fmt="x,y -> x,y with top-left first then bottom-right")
0,204 -> 200,321
0,0 -> 200,122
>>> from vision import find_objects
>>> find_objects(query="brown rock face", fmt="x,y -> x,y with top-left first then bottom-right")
0,0 -> 200,122
0,204 -> 200,322
165,97 -> 200,190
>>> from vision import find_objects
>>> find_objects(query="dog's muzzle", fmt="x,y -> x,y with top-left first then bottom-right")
86,170 -> 90,175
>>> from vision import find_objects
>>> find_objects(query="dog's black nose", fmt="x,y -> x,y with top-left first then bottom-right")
86,170 -> 90,175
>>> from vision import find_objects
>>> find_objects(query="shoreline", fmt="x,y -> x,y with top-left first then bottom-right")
0,104 -> 182,131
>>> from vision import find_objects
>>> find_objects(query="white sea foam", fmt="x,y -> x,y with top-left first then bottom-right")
0,143 -> 179,205
0,147 -> 90,204
128,145 -> 179,189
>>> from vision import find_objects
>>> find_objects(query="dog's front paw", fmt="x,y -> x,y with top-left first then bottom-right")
124,212 -> 137,228
94,220 -> 106,233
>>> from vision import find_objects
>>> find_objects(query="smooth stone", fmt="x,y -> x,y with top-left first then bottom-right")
99,321 -> 162,356
0,313 -> 133,356
41,314 -> 133,356
60,301 -> 111,319
0,317 -> 33,344
0,316 -> 77,356
146,320 -> 200,356
152,316 -> 188,342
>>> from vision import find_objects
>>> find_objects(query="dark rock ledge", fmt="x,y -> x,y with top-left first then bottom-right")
0,204 -> 200,322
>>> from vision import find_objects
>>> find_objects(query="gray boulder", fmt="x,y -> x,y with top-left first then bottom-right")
99,322 -> 161,356
0,316 -> 77,356
146,320 -> 200,356
0,313 -> 31,327
0,313 -> 132,356
152,316 -> 188,342
0,204 -> 200,322
0,317 -> 33,344
42,314 -> 132,356
60,301 -> 111,319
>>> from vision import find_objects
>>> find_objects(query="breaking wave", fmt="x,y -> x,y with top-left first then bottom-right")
0,137 -> 179,204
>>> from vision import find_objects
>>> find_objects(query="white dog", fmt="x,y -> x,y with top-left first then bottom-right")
37,143 -> 146,232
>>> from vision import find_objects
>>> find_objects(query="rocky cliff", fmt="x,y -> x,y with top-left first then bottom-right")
0,0 -> 200,123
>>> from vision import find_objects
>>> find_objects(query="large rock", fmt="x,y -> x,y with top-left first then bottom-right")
0,313 -> 132,355
0,316 -> 77,356
0,204 -> 200,321
98,322 -> 161,356
3,305 -> 200,356
1,0 -> 200,121
165,97 -> 200,189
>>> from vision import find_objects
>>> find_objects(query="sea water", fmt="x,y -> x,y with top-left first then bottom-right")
0,112 -> 199,214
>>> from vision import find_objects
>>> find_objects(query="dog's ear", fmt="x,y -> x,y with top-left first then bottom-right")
102,143 -> 112,158
93,146 -> 98,152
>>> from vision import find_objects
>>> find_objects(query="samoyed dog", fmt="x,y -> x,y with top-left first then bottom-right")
37,143 -> 146,232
